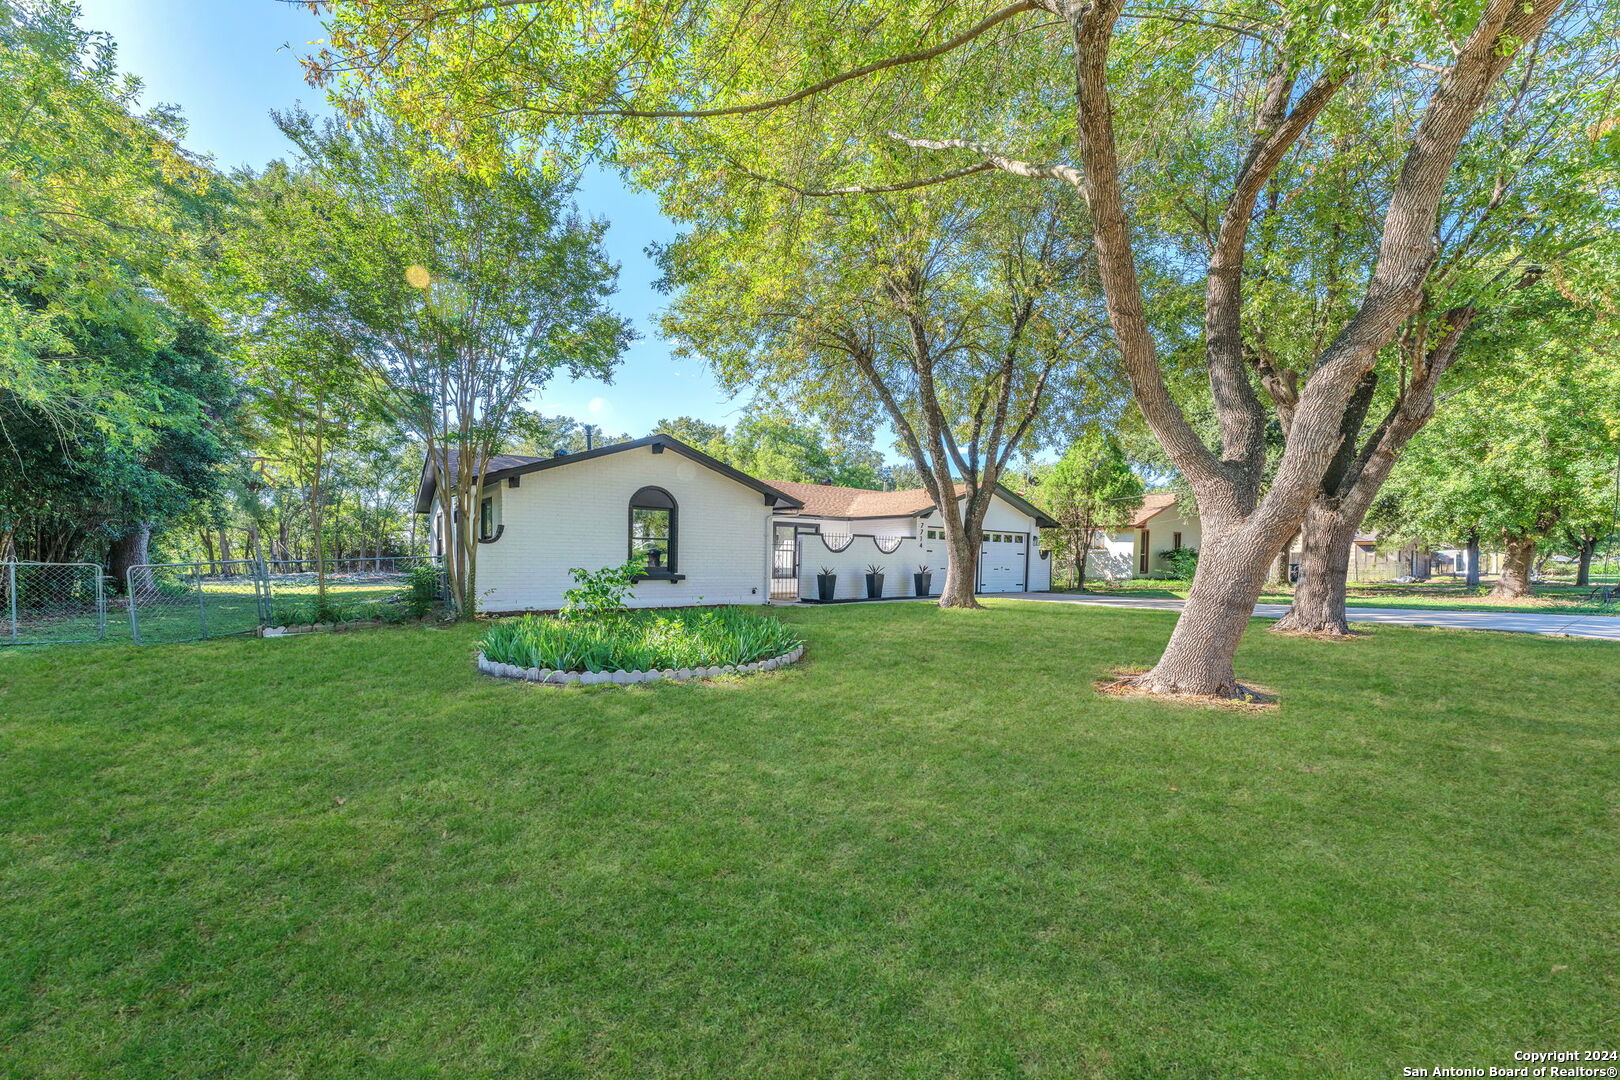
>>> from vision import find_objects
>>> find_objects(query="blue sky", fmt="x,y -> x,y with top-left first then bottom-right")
74,0 -> 751,440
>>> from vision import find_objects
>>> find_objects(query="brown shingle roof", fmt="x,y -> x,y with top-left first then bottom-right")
766,480 -> 953,519
1128,493 -> 1182,528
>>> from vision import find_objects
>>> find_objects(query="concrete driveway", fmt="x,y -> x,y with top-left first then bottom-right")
986,591 -> 1620,642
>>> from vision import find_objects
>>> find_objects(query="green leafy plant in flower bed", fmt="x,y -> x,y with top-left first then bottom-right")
480,607 -> 803,673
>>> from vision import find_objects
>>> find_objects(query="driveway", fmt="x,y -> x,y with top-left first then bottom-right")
988,592 -> 1620,642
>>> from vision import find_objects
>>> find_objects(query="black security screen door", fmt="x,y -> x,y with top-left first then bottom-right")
771,525 -> 800,601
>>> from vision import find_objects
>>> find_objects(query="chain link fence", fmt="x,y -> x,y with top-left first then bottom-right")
1,562 -> 106,645
5,556 -> 446,647
125,559 -> 269,645
260,556 -> 447,627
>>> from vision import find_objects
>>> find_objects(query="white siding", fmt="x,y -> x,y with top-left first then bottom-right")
796,532 -> 931,600
781,492 -> 1047,598
1029,543 -> 1053,591
473,446 -> 772,612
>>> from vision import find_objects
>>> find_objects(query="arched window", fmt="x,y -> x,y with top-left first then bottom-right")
629,486 -> 677,573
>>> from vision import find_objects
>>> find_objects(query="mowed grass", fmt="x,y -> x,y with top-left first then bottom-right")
1,602 -> 1615,1078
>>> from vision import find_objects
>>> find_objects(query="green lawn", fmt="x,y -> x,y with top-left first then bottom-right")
1071,576 -> 1620,616
2,602 -> 1615,1077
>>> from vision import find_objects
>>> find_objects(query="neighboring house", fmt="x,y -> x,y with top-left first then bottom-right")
416,433 -> 1057,612
1090,493 -> 1203,580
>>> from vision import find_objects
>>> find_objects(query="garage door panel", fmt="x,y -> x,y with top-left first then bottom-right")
977,531 -> 1027,593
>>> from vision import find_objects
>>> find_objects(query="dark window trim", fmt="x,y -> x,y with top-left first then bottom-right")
629,485 -> 678,573
479,496 -> 496,541
630,571 -> 686,583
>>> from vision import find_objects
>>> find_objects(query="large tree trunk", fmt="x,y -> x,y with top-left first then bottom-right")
1130,528 -> 1277,698
1490,535 -> 1537,598
939,524 -> 982,608
1465,533 -> 1481,588
1576,538 -> 1596,587
1075,533 -> 1090,592
107,522 -> 152,595
1272,503 -> 1357,635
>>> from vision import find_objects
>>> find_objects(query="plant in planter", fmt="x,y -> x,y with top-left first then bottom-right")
913,565 -> 933,597
865,563 -> 886,599
816,566 -> 837,602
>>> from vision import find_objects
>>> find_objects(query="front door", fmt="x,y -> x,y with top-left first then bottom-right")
771,525 -> 800,601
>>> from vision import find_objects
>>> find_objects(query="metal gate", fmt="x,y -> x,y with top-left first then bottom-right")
771,525 -> 801,601
126,560 -> 270,645
1,562 -> 106,645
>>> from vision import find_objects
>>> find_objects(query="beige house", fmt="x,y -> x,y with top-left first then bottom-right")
1087,494 -> 1203,580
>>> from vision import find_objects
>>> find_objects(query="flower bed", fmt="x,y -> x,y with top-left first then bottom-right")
478,607 -> 804,684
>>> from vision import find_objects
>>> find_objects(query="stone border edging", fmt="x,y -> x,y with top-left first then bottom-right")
475,644 -> 806,686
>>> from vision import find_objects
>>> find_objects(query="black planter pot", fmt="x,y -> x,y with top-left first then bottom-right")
865,573 -> 885,599
816,574 -> 837,602
913,573 -> 932,597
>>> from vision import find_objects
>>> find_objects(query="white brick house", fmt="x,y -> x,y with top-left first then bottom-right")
417,434 -> 1057,612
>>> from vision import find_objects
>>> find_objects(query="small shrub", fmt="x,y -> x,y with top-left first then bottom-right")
480,607 -> 803,673
400,563 -> 443,617
1159,547 -> 1199,581
561,556 -> 647,620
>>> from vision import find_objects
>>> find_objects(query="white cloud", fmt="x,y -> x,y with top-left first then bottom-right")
586,397 -> 608,415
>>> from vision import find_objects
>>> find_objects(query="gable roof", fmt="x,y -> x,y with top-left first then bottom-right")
768,478 -> 1058,529
414,435 -> 805,513
1128,493 -> 1184,529
766,480 -> 939,519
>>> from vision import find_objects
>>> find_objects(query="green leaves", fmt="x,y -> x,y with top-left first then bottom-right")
1,0 -> 225,464
481,607 -> 803,672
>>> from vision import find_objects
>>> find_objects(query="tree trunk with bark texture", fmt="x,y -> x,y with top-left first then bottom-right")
1273,505 -> 1357,635
1465,534 -> 1481,588
107,523 -> 152,595
1131,527 -> 1276,698
939,524 -> 981,608
1576,538 -> 1596,587
1491,535 -> 1537,598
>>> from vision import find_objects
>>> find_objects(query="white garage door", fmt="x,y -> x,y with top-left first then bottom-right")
978,531 -> 1027,592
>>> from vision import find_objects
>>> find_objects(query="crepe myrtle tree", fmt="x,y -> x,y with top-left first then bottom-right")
235,109 -> 631,615
314,0 -> 1591,694
657,188 -> 1117,608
